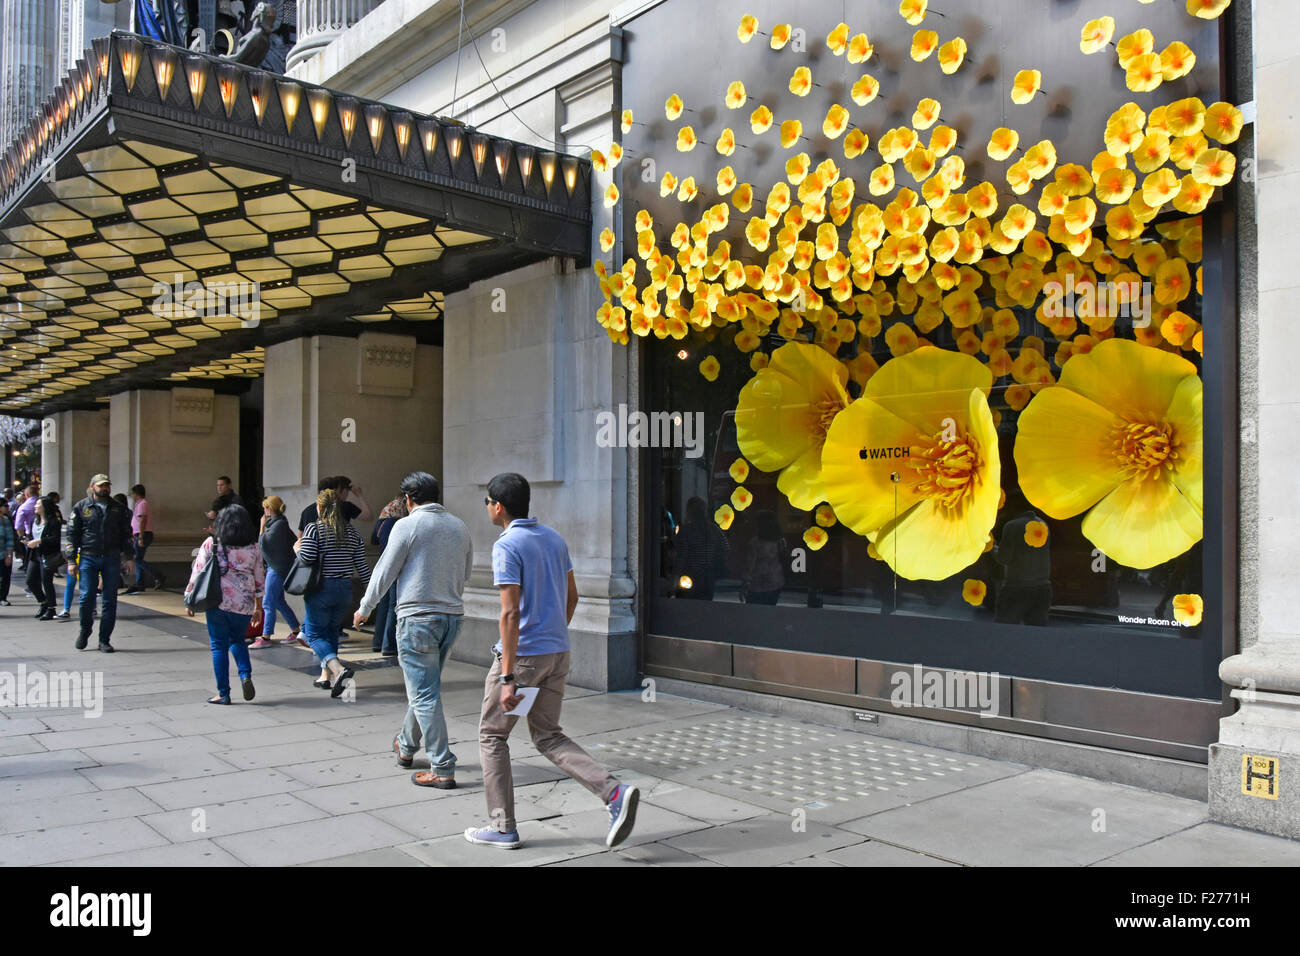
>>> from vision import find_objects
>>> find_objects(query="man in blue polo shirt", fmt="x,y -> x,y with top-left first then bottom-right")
465,472 -> 638,851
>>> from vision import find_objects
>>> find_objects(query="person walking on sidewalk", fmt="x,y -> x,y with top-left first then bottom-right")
253,495 -> 300,649
353,472 -> 472,789
124,484 -> 164,594
296,489 -> 370,698
465,473 -> 638,850
184,505 -> 265,705
367,492 -> 409,655
66,475 -> 134,653
22,495 -> 63,620
0,500 -> 15,606
14,484 -> 38,575
54,483 -> 92,622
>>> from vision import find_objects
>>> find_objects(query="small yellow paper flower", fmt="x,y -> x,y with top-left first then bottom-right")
1080,16 -> 1115,54
815,503 -> 838,528
843,128 -> 869,159
827,22 -> 850,56
591,149 -> 609,173
1204,102 -> 1244,143
603,183 -> 619,207
621,110 -> 633,133
1116,29 -> 1153,69
1105,103 -> 1147,156
725,81 -> 747,109
789,67 -> 813,97
851,74 -> 881,106
930,125 -> 958,157
1160,42 -> 1196,80
1024,520 -> 1049,547
676,126 -> 697,152
1011,69 -> 1042,105
729,458 -> 750,483
599,228 -> 615,252
870,164 -> 896,196
987,127 -> 1020,161
770,24 -> 792,49
665,94 -> 684,121
780,119 -> 803,149
962,579 -> 987,606
733,183 -> 754,212
1192,147 -> 1236,187
677,176 -> 698,202
848,33 -> 874,64
913,98 -> 941,130
803,526 -> 829,550
1172,592 -> 1204,625
1165,97 -> 1206,138
938,37 -> 967,74
1134,132 -> 1172,173
715,504 -> 735,530
731,486 -> 753,511
751,105 -> 774,134
1186,0 -> 1230,19
911,29 -> 939,61
1125,53 -> 1163,93
823,105 -> 850,139
1096,167 -> 1137,204
716,128 -> 737,156
737,14 -> 758,43
900,0 -> 929,26
785,152 -> 811,185
699,355 -> 720,381
716,166 -> 738,195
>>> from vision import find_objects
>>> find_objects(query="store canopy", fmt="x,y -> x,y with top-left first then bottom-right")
0,32 -> 592,416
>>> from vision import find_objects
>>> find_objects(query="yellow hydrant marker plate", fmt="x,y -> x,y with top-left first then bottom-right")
1241,755 -> 1279,800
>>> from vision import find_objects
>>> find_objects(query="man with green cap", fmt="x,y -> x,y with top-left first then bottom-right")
66,474 -> 134,652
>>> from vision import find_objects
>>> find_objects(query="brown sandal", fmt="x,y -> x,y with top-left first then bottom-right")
394,737 -> 413,768
411,771 -> 455,789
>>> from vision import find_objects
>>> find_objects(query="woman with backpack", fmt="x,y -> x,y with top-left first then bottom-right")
184,505 -> 265,704
22,495 -> 63,620
296,489 -> 371,698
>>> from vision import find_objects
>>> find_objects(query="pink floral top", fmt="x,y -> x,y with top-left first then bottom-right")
184,537 -> 265,615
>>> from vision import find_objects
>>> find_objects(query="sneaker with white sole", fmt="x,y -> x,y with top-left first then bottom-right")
464,826 -> 522,849
606,784 -> 639,848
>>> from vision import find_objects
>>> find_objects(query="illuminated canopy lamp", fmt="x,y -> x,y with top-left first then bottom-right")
337,96 -> 359,148
248,71 -> 273,126
275,80 -> 302,134
306,87 -> 331,140
560,155 -> 580,197
216,63 -> 240,118
516,143 -> 535,189
150,46 -> 178,103
469,132 -> 489,178
73,60 -> 91,107
417,119 -> 439,167
442,124 -> 464,166
184,55 -> 209,110
493,140 -> 513,182
364,103 -> 387,155
538,150 -> 558,196
117,34 -> 144,92
92,36 -> 110,89
391,111 -> 414,160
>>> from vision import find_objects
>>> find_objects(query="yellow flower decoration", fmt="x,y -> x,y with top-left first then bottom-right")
676,126 -> 697,152
699,355 -> 721,381
621,109 -> 633,134
599,228 -> 615,252
1134,132 -> 1171,174
822,347 -> 1000,580
851,74 -> 881,106
1096,167 -> 1136,204
827,22 -> 850,56
900,0 -> 929,26
962,579 -> 987,606
735,341 -> 851,511
1116,29 -> 1153,69
1105,103 -> 1146,155
1080,16 -> 1115,54
751,104 -> 775,134
733,183 -> 754,212
1023,520 -> 1049,547
785,152 -> 811,185
815,504 -> 838,528
1160,42 -> 1196,81
1186,0 -> 1230,19
803,526 -> 830,550
1011,69 -> 1042,105
824,105 -> 851,140
603,183 -> 619,207
677,176 -> 698,202
737,14 -> 758,43
591,149 -> 608,173
665,94 -> 684,121
716,127 -> 737,156
843,128 -> 869,159
911,29 -> 939,61
1192,147 -> 1236,187
1204,102 -> 1244,143
608,143 -> 623,168
770,24 -> 792,49
848,33 -> 874,64
870,163 -> 897,196
725,81 -> 747,109
779,119 -> 803,149
1126,52 -> 1163,93
715,504 -> 735,530
731,486 -> 753,511
913,98 -> 941,130
1165,97 -> 1206,137
1014,338 -> 1202,569
1172,593 -> 1204,626
729,458 -> 750,483
938,37 -> 967,74
717,166 -> 738,195
930,125 -> 958,157
789,66 -> 813,97
987,127 -> 1020,162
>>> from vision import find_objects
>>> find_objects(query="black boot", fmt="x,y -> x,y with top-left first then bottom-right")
38,606 -> 54,620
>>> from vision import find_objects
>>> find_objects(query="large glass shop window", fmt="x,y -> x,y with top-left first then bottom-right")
647,212 -> 1206,637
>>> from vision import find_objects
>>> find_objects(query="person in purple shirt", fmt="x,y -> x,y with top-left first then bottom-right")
14,484 -> 38,573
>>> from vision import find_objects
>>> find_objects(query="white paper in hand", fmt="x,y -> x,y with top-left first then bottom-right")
504,686 -> 540,717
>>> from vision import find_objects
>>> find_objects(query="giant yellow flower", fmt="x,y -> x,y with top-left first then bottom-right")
821,347 -> 1000,580
735,341 -> 851,511
1014,338 -> 1202,569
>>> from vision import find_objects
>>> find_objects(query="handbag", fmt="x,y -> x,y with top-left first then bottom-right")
284,524 -> 323,595
185,541 -> 225,612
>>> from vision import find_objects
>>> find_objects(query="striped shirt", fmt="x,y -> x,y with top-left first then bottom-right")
297,522 -> 371,583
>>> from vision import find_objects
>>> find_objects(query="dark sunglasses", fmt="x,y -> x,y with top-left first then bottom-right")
484,497 -> 496,507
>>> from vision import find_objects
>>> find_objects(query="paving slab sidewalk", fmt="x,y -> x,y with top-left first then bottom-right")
1,591 -> 1297,867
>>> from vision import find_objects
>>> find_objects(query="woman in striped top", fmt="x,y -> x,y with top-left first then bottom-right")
297,489 -> 371,698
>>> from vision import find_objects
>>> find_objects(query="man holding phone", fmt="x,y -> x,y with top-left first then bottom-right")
465,472 -> 638,850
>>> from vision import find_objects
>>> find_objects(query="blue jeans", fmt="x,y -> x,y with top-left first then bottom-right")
132,533 -> 154,587
206,607 -> 253,699
63,562 -> 77,611
303,578 -> 353,665
372,587 -> 398,654
262,566 -> 301,636
396,613 -> 462,776
79,553 -> 121,643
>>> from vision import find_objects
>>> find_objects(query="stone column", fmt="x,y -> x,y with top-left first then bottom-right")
285,0 -> 385,72
40,408 -> 109,507
1208,0 -> 1300,839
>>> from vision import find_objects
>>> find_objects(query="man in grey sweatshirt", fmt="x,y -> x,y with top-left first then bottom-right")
354,471 -> 473,788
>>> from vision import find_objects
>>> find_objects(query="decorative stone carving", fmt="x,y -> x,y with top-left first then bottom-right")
356,331 -> 416,396
170,386 -> 216,433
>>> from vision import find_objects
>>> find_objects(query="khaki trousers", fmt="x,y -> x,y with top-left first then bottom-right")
479,651 -> 618,832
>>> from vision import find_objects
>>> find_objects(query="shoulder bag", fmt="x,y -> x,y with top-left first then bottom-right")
284,523 -> 324,595
185,541 -> 225,612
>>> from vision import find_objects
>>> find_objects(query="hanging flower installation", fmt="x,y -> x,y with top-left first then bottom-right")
591,7 -> 1233,583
